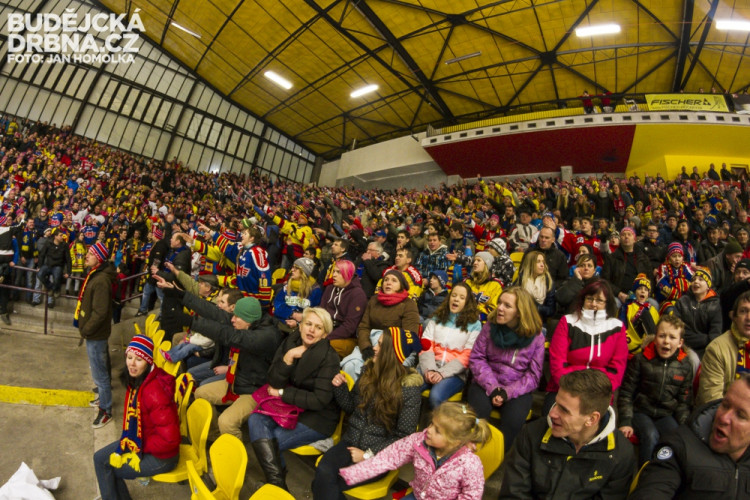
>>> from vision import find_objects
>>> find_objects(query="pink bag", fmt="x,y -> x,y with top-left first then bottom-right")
251,384 -> 304,430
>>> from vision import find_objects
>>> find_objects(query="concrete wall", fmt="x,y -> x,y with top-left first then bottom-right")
318,133 -> 447,190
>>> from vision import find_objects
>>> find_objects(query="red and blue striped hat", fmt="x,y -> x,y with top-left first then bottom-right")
126,334 -> 154,365
89,241 -> 109,263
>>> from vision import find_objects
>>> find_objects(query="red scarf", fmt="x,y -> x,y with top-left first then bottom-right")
377,290 -> 409,307
222,348 -> 240,403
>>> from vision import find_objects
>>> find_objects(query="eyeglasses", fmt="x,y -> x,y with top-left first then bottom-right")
584,296 -> 607,305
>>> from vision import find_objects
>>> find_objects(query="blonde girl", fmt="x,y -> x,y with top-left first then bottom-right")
339,402 -> 491,500
515,250 -> 555,319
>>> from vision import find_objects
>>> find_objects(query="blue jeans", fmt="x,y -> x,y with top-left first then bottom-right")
420,375 -> 465,409
86,339 -> 112,413
632,413 -> 679,465
94,440 -> 178,500
165,341 -> 201,362
138,281 -> 164,313
248,413 -> 327,466
188,361 -> 224,386
34,265 -> 62,304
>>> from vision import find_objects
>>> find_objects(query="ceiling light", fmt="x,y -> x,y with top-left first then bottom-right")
264,71 -> 292,90
445,51 -> 481,64
575,24 -> 621,37
171,22 -> 201,39
351,84 -> 378,98
716,19 -> 750,31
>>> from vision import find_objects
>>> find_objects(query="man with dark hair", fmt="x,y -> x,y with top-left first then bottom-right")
319,237 -> 353,286
525,226 -> 568,287
636,222 -> 666,274
631,375 -> 750,499
697,290 -> 750,406
499,369 -> 635,499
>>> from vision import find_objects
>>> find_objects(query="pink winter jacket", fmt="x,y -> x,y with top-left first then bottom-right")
339,429 -> 485,500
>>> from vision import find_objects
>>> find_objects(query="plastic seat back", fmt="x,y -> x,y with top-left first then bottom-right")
145,313 -> 157,337
151,329 -> 165,351
210,434 -> 247,500
249,484 -> 295,499
174,373 -> 195,436
187,459 -> 216,500
475,423 -> 504,479
188,398 -> 213,473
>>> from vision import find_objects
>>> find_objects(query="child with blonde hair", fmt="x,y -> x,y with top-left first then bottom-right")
339,402 -> 491,500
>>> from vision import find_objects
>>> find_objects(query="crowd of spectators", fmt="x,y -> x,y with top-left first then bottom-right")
4,113 -> 750,497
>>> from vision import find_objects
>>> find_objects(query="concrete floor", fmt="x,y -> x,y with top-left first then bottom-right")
0,297 -> 505,499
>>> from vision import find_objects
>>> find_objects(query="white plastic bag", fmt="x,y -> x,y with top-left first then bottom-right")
0,462 -> 60,500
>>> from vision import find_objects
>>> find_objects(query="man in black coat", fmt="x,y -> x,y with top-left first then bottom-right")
135,226 -> 170,316
358,241 -> 388,297
630,376 -> 750,499
602,227 -> 652,305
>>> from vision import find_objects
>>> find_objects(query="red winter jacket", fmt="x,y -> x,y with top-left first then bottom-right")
121,366 -> 180,459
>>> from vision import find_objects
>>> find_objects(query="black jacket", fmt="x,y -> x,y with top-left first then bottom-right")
191,300 -> 282,396
636,238 -> 666,273
269,331 -> 341,436
181,293 -> 232,369
334,370 -> 422,453
630,400 -> 750,499
617,342 -> 693,428
359,257 -> 388,297
673,290 -> 723,352
499,408 -> 635,499
525,243 -> 569,287
601,247 -> 652,296
39,239 -> 71,273
555,275 -> 599,315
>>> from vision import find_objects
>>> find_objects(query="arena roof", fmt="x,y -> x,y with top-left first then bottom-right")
98,0 -> 750,160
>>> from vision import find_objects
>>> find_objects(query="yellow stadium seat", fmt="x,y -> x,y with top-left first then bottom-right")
475,424 -> 504,479
145,313 -> 157,337
133,323 -> 142,337
174,373 -> 195,439
211,434 -> 247,500
248,484 -> 295,499
272,268 -> 287,285
153,398 -> 212,483
345,469 -> 400,499
289,371 -> 354,456
163,358 -> 182,377
187,459 -> 216,500
421,388 -> 463,402
151,329 -> 165,352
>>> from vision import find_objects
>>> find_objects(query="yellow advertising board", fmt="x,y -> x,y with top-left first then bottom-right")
645,93 -> 729,112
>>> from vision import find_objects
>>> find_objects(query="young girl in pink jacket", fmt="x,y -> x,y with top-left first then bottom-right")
339,402 -> 490,500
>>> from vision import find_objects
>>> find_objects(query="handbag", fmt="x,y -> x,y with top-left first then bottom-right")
251,384 -> 304,430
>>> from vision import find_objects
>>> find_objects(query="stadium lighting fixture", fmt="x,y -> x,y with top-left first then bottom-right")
264,71 -> 293,90
351,84 -> 379,98
716,19 -> 750,31
575,24 -> 621,37
445,51 -> 481,64
171,22 -> 201,39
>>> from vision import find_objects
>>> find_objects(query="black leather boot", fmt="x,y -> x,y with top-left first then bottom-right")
251,438 -> 288,490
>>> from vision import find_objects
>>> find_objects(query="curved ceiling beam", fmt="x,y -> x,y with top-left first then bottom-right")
228,1 -> 337,98
350,0 -> 454,121
672,0 -> 695,91
159,0 -> 181,46
193,0 -> 245,72
680,0 -> 719,90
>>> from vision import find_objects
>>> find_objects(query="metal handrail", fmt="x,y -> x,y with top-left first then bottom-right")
0,266 -> 148,335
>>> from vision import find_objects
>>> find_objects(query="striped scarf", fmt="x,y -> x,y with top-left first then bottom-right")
73,264 -> 99,327
109,385 -> 143,471
222,348 -> 241,403
737,338 -> 750,377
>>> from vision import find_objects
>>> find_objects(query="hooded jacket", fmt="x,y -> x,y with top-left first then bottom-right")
321,276 -> 368,342
547,309 -> 628,393
629,400 -> 750,499
673,289 -> 723,352
340,429 -> 485,500
499,407 -> 635,499
617,341 -> 694,428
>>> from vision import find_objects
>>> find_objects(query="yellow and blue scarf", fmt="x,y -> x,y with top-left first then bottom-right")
109,385 -> 143,471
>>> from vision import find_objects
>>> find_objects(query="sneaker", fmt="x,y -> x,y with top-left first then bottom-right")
160,349 -> 172,363
135,310 -> 146,317
92,409 -> 112,429
48,297 -> 55,309
89,397 -> 100,407
93,387 -> 99,394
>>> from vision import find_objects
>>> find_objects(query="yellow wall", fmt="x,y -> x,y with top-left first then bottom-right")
625,124 -> 750,179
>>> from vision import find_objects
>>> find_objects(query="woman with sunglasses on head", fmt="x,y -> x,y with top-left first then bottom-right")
544,279 -> 628,415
